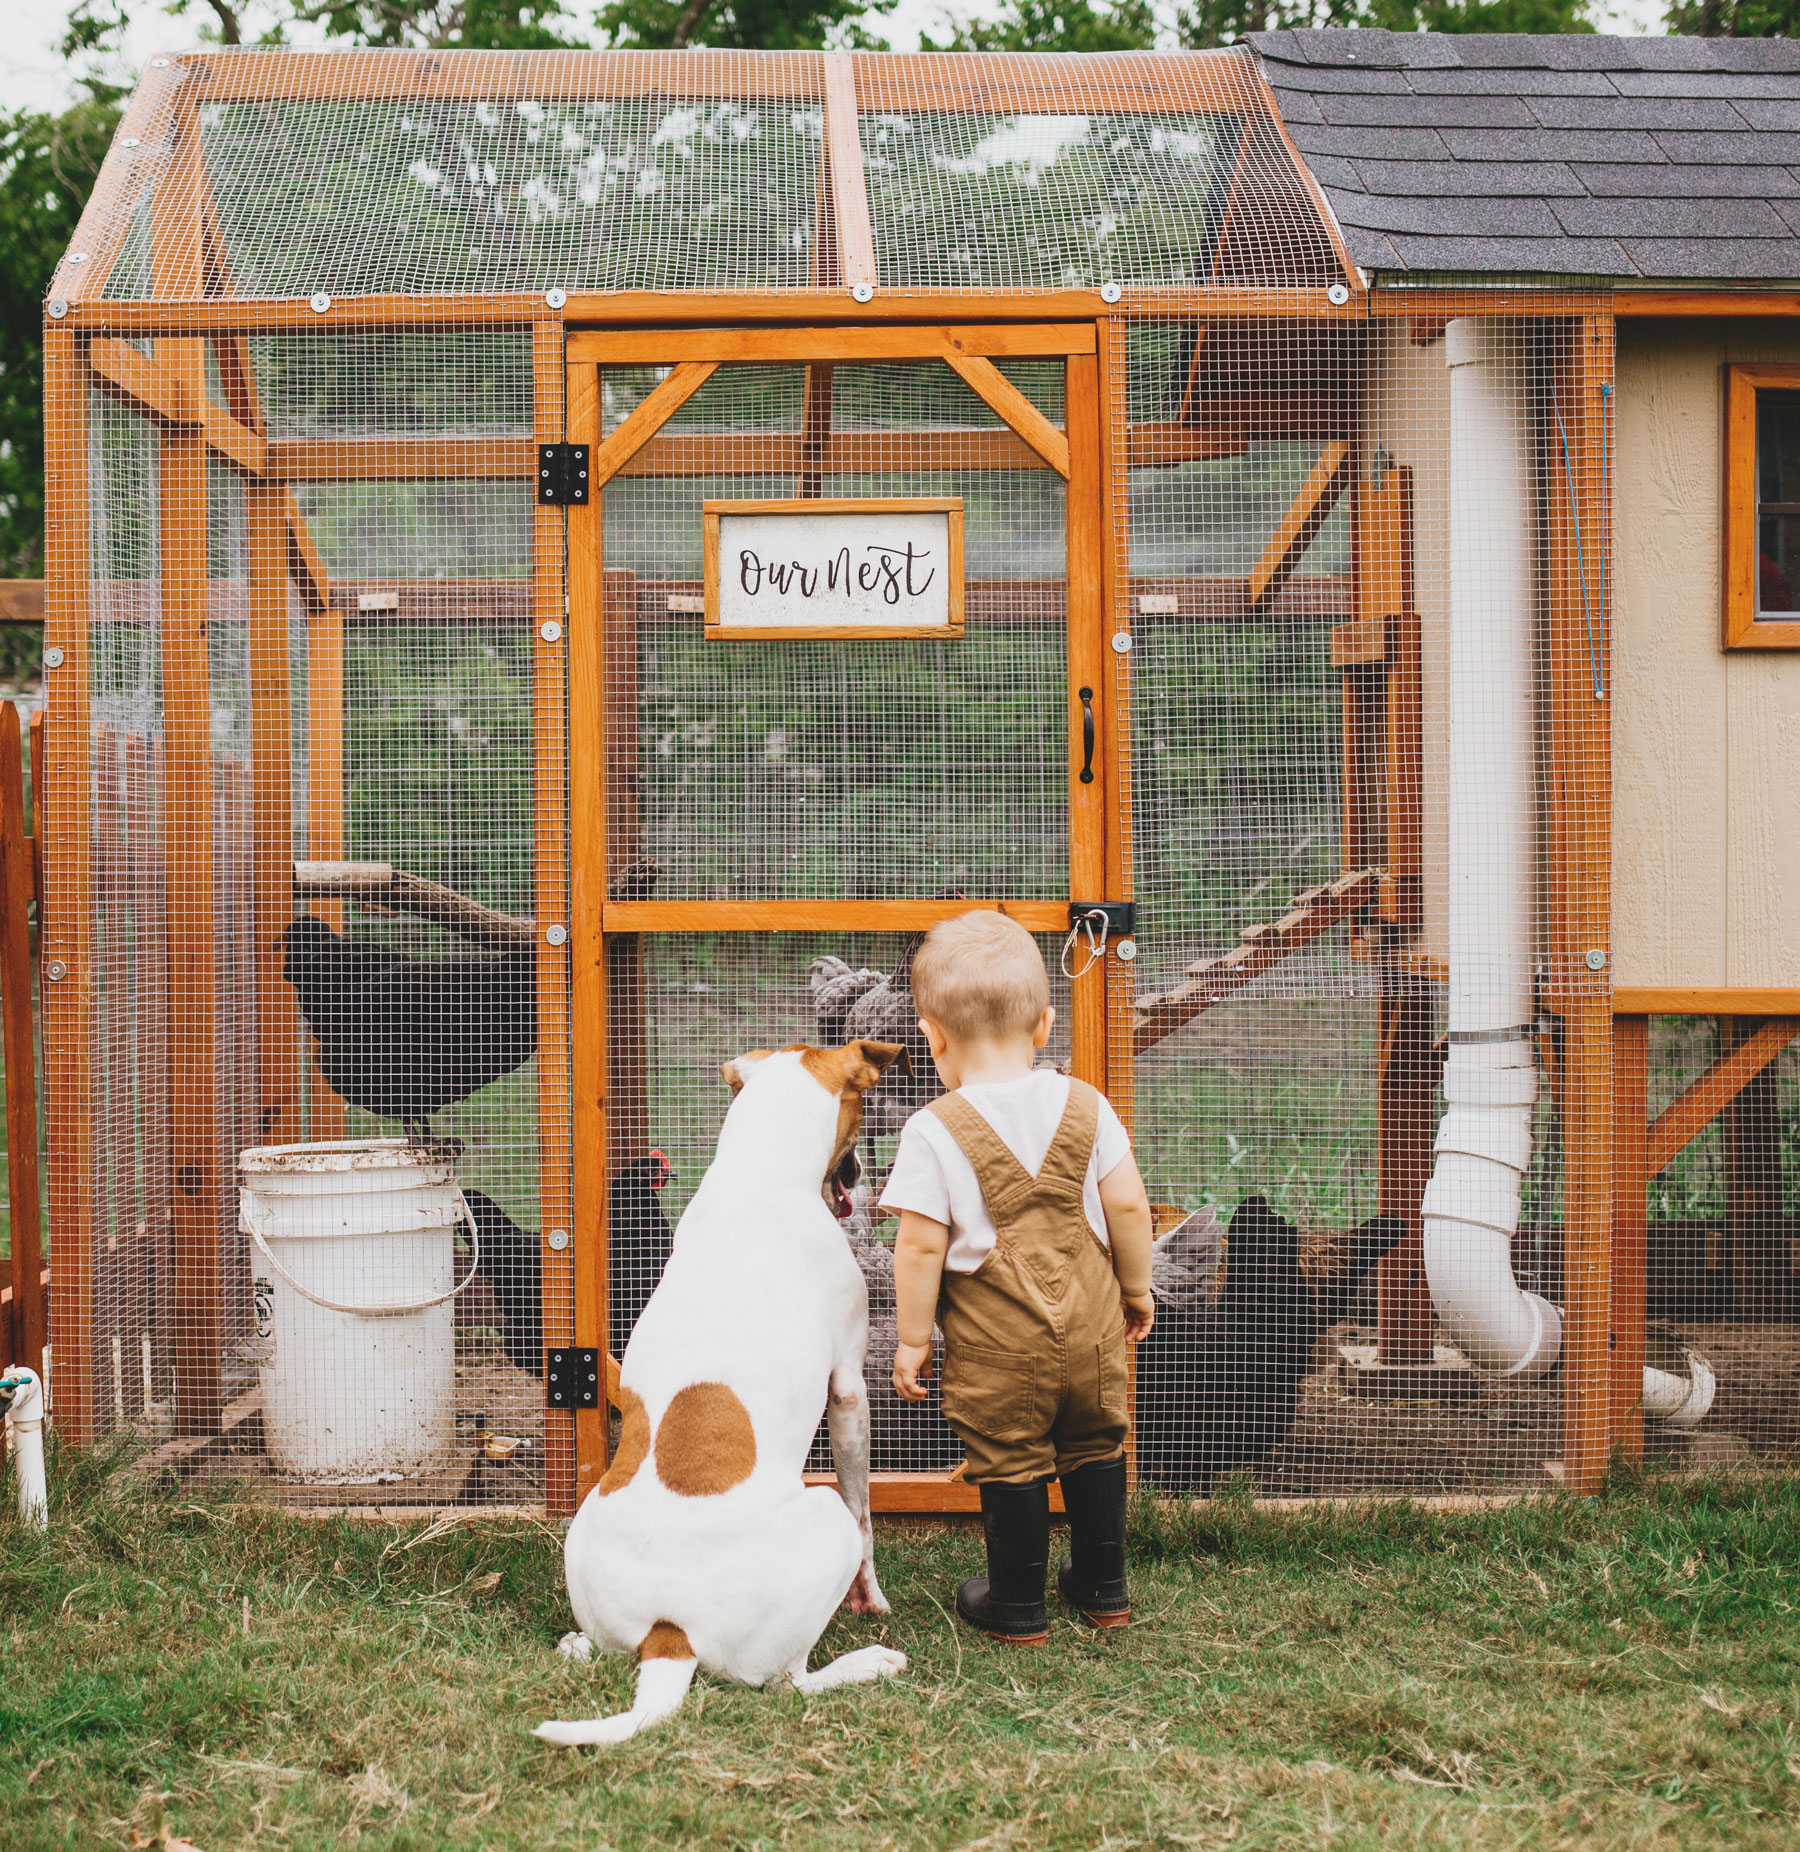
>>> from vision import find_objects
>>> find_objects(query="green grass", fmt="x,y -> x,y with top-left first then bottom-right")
4,1453 -> 1799,1849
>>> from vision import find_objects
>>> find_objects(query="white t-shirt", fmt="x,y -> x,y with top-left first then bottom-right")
878,1071 -> 1133,1274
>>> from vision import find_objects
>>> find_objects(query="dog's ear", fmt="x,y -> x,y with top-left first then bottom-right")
720,1049 -> 772,1094
846,1040 -> 909,1089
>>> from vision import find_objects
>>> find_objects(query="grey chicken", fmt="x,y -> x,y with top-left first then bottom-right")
808,938 -> 941,1152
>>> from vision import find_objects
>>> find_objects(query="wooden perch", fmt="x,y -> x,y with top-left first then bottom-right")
295,859 -> 664,948
1133,868 -> 1381,1057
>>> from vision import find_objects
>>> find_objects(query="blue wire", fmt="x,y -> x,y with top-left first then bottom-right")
1554,389 -> 1606,702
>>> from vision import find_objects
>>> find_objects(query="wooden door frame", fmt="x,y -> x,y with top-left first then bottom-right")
563,321 -> 1121,1512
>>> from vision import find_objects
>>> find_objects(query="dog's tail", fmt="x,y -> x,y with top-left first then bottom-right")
534,1623 -> 698,1748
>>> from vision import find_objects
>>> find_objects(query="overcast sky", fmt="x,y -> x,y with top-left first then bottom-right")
1,0 -> 1666,116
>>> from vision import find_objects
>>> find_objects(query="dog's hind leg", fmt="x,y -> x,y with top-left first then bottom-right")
827,1365 -> 888,1614
788,1644 -> 908,1694
534,1625 -> 699,1747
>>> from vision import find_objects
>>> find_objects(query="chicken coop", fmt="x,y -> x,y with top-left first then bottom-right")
34,31 -> 1800,1514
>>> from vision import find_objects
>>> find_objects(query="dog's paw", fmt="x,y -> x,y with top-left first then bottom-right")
842,1565 -> 890,1616
533,1712 -> 642,1748
556,1630 -> 594,1662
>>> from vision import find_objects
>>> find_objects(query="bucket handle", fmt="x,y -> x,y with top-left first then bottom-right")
244,1190 -> 482,1320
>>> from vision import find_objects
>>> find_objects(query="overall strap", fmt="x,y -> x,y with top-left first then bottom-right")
927,1079 -> 1101,1225
927,1091 -> 1035,1206
1035,1079 -> 1101,1193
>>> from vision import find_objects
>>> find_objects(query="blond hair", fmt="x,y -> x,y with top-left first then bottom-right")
911,912 -> 1050,1044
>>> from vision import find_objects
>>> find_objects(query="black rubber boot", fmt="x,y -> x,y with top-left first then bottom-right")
957,1478 -> 1051,1646
1057,1454 -> 1131,1628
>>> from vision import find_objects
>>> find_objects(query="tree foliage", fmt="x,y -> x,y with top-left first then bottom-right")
922,0 -> 1157,52
1664,0 -> 1800,33
0,97 -> 119,582
1177,0 -> 1595,43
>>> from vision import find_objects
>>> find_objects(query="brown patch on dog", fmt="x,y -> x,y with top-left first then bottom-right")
595,1386 -> 649,1496
653,1381 -> 758,1496
795,1040 -> 909,1211
639,1619 -> 696,1661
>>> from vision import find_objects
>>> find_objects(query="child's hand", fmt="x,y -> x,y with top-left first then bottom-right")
1121,1290 -> 1156,1341
892,1340 -> 934,1402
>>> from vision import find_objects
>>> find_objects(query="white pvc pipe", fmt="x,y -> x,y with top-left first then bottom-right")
2,1367 -> 47,1531
1423,319 -> 1713,1428
1423,317 -> 1561,1382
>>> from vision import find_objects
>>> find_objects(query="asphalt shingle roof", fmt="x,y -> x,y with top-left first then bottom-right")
1248,29 -> 1800,281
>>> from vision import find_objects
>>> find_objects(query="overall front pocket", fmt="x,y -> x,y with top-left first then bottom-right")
942,1344 -> 1037,1442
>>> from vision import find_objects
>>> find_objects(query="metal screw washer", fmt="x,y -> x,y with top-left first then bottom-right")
151,57 -> 170,66
310,292 -> 332,314
1111,631 -> 1133,655
540,619 -> 562,642
545,288 -> 567,310
545,924 -> 569,947
121,137 -> 140,148
1585,947 -> 1607,972
44,647 -> 65,668
45,961 -> 67,982
1100,282 -> 1122,304
851,282 -> 874,303
1115,938 -> 1137,962
68,252 -> 88,265
1327,283 -> 1351,306
547,1228 -> 570,1252
47,300 -> 68,320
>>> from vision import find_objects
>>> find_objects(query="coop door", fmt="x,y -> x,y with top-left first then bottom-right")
562,325 -> 1126,1507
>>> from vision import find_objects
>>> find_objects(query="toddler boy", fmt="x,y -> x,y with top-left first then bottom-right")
882,912 -> 1154,1645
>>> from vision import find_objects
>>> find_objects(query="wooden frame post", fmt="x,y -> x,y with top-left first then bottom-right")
41,324 -> 97,1443
1065,347 -> 1109,1095
1609,1012 -> 1649,1458
566,358 -> 610,1505
0,701 -> 45,1375
247,475 -> 300,1145
1548,312 -> 1615,1497
153,99 -> 224,1436
533,320 -> 577,1513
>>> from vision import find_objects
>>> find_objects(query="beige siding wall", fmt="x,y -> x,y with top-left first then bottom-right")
1613,319 -> 1800,990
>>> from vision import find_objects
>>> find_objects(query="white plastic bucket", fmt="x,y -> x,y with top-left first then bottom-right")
239,1139 -> 478,1484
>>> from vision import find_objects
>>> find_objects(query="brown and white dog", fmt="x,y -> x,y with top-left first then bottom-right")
534,1040 -> 910,1747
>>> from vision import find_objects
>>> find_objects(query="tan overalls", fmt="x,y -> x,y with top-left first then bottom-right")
930,1079 -> 1130,1485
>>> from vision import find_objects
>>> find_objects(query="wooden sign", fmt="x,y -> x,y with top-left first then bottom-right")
703,498 -> 964,639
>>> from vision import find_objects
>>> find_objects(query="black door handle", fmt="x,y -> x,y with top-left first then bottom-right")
1078,686 -> 1095,785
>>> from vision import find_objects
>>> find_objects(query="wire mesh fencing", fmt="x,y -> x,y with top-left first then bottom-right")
34,45 -> 1789,1514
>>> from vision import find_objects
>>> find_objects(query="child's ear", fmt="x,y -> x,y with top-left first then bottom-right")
917,1016 -> 948,1058
1033,1004 -> 1056,1049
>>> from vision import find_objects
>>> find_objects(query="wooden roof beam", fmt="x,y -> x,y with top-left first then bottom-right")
822,52 -> 877,297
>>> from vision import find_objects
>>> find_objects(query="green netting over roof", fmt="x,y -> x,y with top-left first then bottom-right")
65,47 -> 1345,301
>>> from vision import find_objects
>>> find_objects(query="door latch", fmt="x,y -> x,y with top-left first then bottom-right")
537,443 -> 590,506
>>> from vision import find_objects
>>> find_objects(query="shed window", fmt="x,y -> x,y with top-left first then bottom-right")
1723,364 -> 1800,649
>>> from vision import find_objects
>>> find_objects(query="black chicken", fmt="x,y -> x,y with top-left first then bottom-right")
1134,1194 -> 1405,1496
461,1156 -> 675,1375
278,916 -> 537,1147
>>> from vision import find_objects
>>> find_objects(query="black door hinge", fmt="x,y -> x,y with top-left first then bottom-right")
1070,902 -> 1135,937
545,1347 -> 601,1409
537,443 -> 590,506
